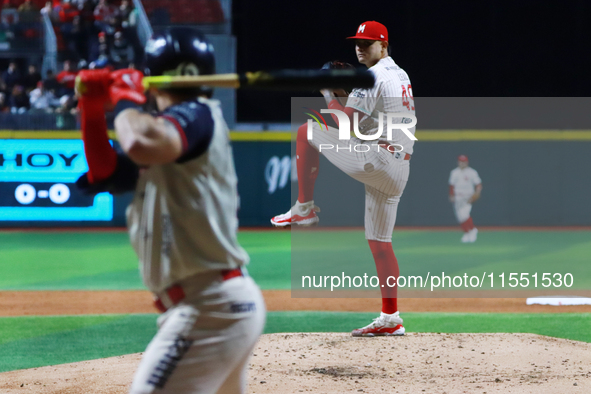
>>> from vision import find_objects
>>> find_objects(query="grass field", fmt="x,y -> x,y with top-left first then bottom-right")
292,229 -> 590,290
0,231 -> 291,290
2,229 -> 589,290
1,229 -> 590,372
1,311 -> 590,372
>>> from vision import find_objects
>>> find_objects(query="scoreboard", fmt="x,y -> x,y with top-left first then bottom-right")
0,140 -> 113,221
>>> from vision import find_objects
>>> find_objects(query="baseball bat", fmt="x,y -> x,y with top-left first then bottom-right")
142,69 -> 375,90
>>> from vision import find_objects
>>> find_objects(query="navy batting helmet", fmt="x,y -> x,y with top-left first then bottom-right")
144,27 -> 215,78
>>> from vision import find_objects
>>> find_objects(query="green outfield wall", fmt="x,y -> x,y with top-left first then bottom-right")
1,131 -> 590,227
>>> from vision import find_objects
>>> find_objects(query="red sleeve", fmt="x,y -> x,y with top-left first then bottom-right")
449,185 -> 455,196
327,99 -> 359,129
79,97 -> 117,183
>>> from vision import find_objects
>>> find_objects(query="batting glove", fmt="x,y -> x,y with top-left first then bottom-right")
76,69 -> 146,108
109,69 -> 146,105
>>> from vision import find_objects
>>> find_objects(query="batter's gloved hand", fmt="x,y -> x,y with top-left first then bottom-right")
109,69 -> 146,105
76,69 -> 146,108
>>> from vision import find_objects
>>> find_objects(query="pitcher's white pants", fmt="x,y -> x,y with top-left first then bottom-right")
308,123 -> 409,242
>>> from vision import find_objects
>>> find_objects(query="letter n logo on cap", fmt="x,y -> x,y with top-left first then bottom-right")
358,24 -> 366,33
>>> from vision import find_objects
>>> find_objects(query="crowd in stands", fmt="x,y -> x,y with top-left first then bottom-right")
142,0 -> 225,25
0,0 -> 43,42
43,0 -> 142,68
0,0 -> 142,117
0,59 -> 79,114
1,0 -> 226,120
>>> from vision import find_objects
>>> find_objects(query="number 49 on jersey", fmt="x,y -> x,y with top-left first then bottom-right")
401,84 -> 414,111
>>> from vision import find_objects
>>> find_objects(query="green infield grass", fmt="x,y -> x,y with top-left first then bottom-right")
292,229 -> 591,290
0,231 -> 290,290
1,229 -> 589,291
0,312 -> 589,373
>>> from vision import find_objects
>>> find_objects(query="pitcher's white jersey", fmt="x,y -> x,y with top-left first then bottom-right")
346,56 -> 416,155
449,167 -> 482,198
126,98 -> 248,293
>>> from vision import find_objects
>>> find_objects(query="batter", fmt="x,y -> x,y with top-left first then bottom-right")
76,27 -> 265,394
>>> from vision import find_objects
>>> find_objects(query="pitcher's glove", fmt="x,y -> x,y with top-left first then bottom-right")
321,60 -> 355,70
320,61 -> 355,97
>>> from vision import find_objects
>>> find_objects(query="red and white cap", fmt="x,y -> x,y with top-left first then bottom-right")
458,155 -> 469,162
347,21 -> 388,42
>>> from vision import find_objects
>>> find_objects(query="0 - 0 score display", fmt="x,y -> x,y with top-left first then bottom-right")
0,139 -> 113,221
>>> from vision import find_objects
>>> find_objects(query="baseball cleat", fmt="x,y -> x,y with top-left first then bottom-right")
461,232 -> 471,243
461,228 -> 478,243
271,200 -> 320,227
469,227 -> 478,242
352,312 -> 405,337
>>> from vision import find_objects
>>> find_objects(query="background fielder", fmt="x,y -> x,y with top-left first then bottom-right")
76,27 -> 265,394
272,21 -> 415,337
449,154 -> 482,243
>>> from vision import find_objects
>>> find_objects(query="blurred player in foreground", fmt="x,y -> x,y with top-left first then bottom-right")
75,27 -> 265,393
272,21 -> 415,337
449,155 -> 482,243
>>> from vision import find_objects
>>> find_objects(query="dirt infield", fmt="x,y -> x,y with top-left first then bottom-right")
1,333 -> 589,393
2,290 -> 591,393
2,290 -> 591,316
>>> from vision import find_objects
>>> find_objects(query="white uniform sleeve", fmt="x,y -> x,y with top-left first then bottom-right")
449,169 -> 457,185
346,69 -> 378,115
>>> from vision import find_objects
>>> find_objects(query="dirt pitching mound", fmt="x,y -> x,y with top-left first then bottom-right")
1,333 -> 590,393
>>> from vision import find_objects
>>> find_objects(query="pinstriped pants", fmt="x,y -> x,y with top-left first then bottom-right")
308,124 -> 410,242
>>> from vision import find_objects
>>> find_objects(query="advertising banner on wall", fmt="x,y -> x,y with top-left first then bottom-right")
232,140 -> 292,226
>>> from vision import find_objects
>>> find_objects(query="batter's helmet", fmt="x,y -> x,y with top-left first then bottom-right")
458,155 -> 469,162
144,27 -> 215,78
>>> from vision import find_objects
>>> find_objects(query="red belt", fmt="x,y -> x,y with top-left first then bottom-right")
154,268 -> 243,313
377,141 -> 411,160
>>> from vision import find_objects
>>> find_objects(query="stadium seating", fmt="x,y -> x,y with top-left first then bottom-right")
142,0 -> 224,25
3,0 -> 44,6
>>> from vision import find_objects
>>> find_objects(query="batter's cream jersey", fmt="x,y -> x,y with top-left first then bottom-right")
346,56 -> 416,155
126,98 -> 249,293
449,167 -> 482,198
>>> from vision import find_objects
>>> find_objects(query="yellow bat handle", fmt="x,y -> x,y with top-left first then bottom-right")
143,74 -> 241,89
143,69 -> 375,90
